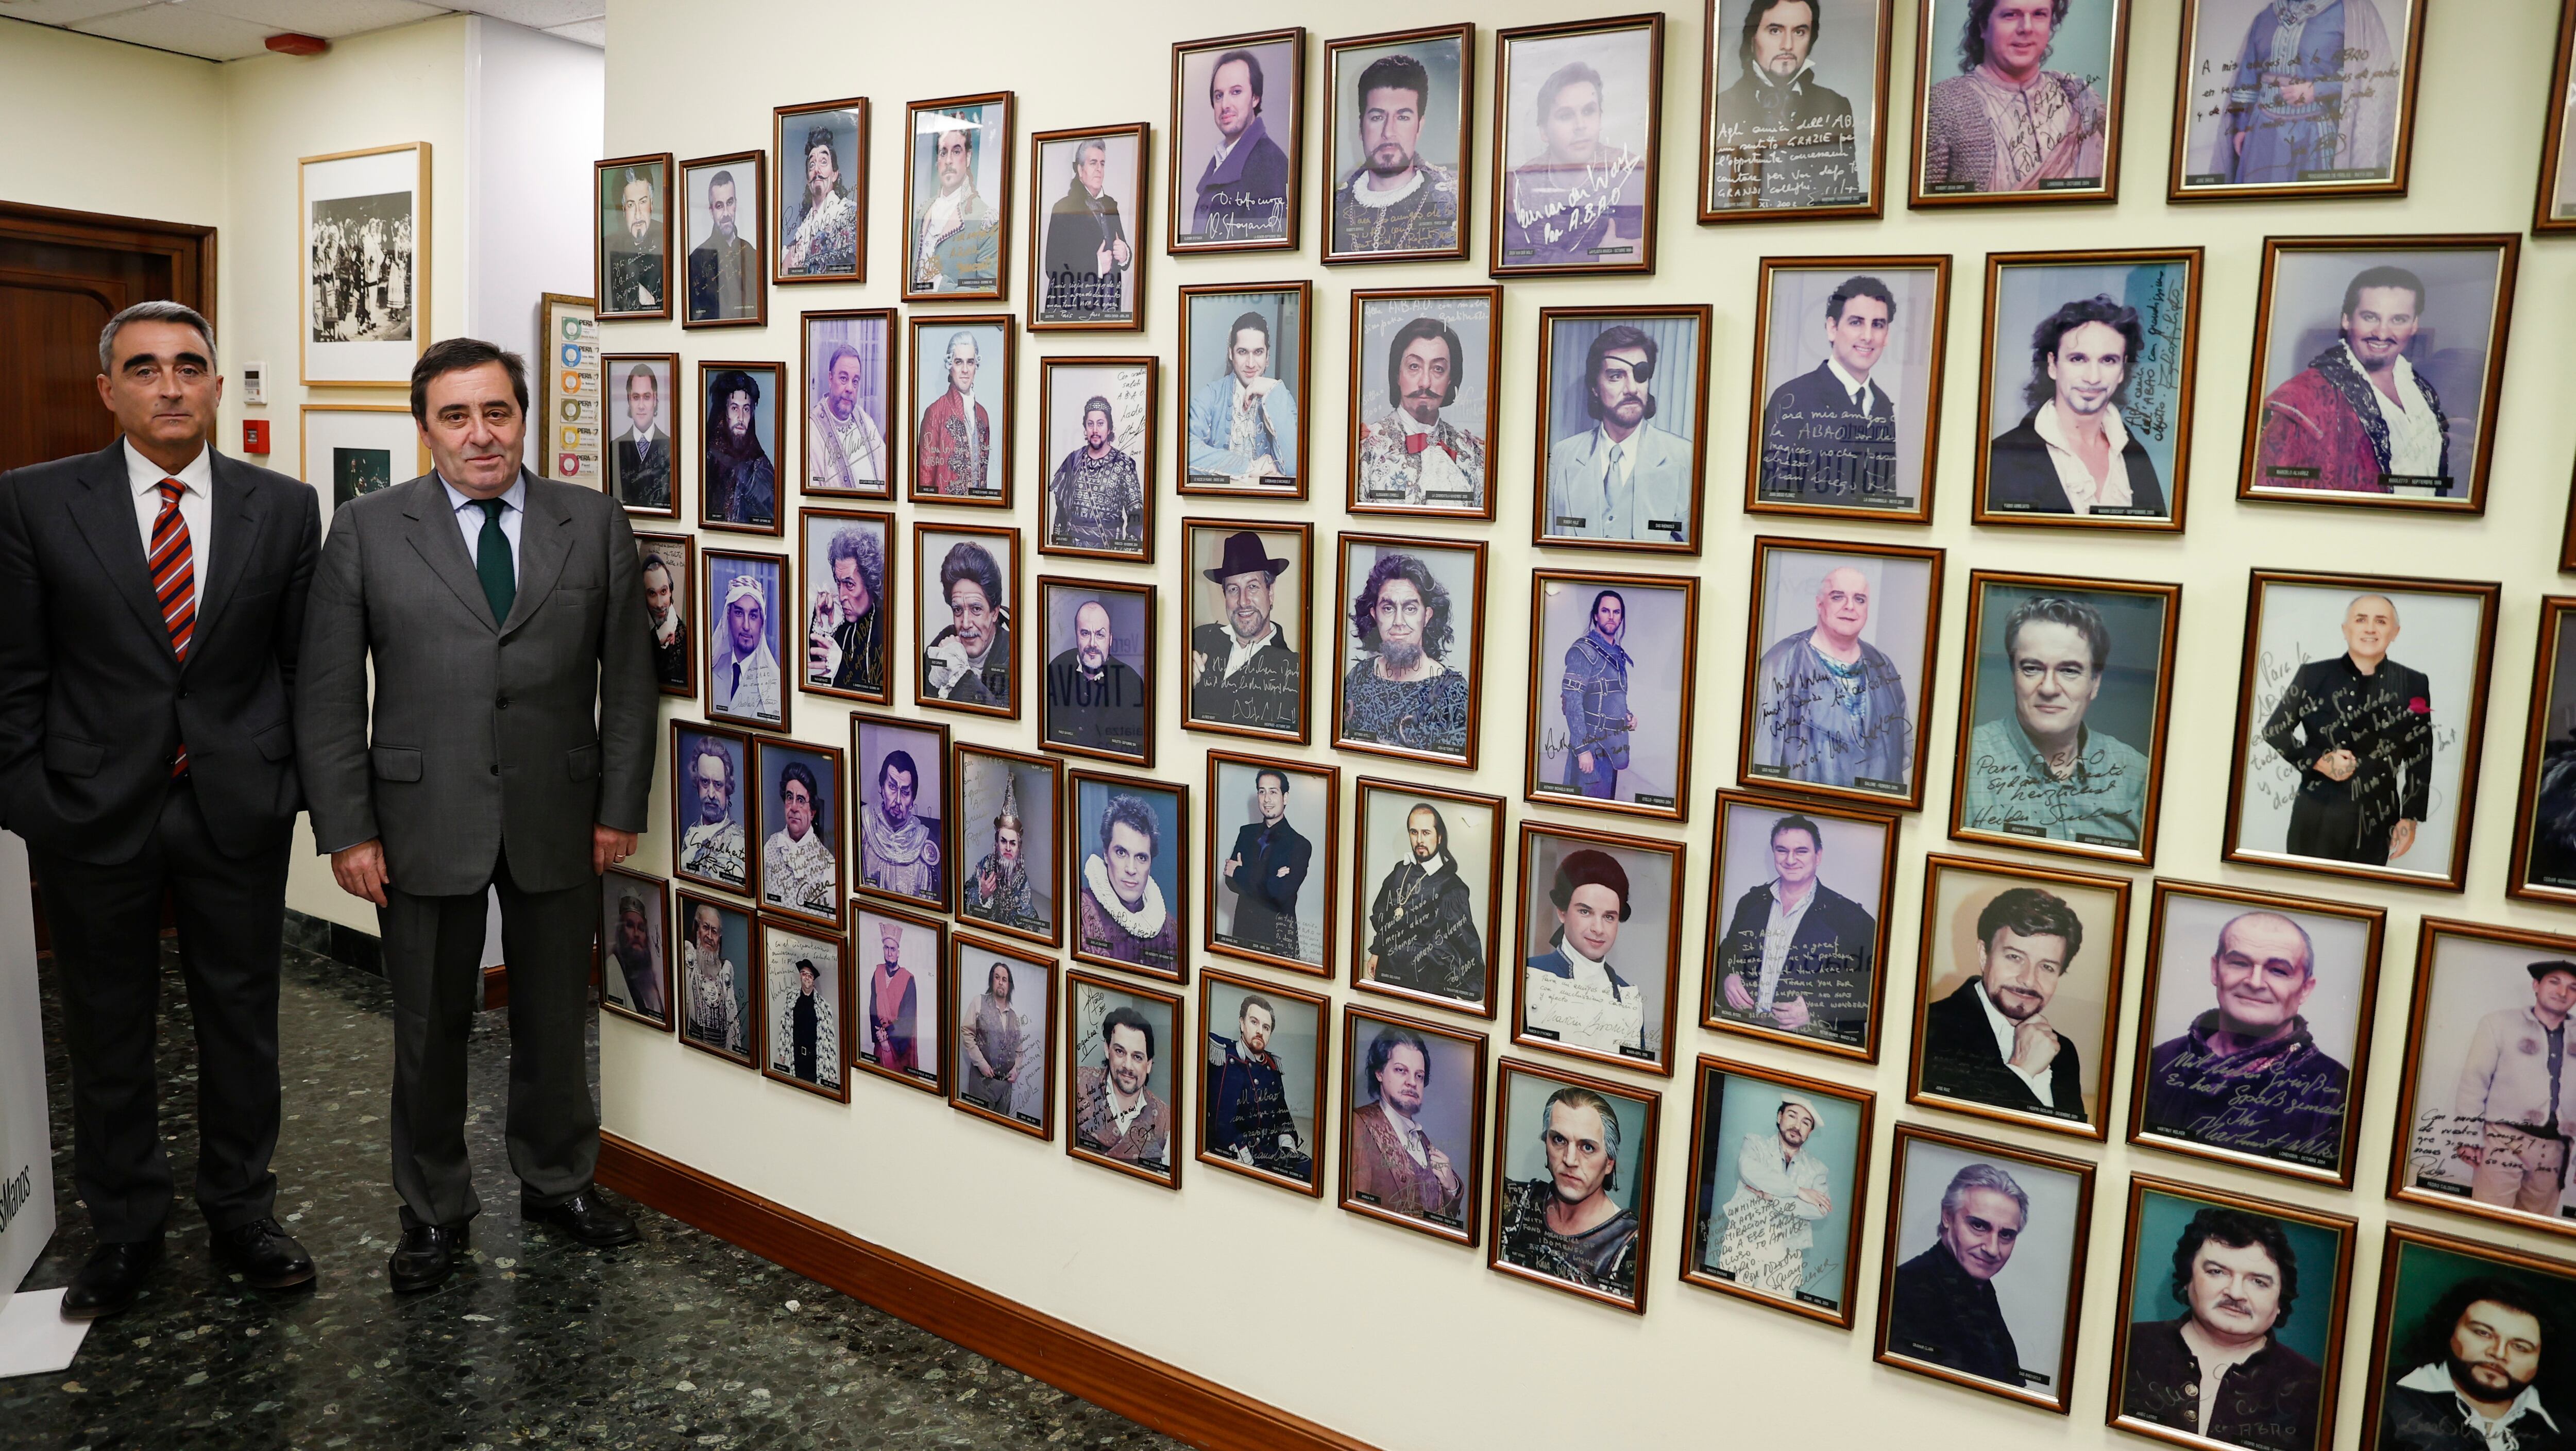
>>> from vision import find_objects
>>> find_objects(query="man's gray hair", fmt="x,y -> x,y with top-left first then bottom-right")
1939,1162 -> 2029,1221
2215,910 -> 2316,981
945,331 -> 981,365
99,300 -> 217,374
1072,137 -> 1108,171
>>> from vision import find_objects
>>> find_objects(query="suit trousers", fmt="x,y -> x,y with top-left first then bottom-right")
2286,794 -> 2393,866
381,847 -> 601,1229
32,779 -> 289,1242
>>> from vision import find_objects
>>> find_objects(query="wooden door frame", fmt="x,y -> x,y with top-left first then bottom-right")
0,199 -> 217,323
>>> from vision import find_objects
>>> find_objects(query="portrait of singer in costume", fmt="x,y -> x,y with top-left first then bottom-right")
909,319 -> 1011,504
698,364 -> 782,533
1171,32 -> 1301,250
1209,756 -> 1331,972
916,527 -> 1018,718
1071,776 -> 1187,981
797,510 -> 889,703
955,748 -> 1060,944
854,906 -> 942,1091
1340,1010 -> 1483,1240
636,534 -> 693,696
1069,975 -> 1179,1183
1040,361 -> 1151,559
855,716 -> 948,913
1352,781 -> 1498,1015
701,550 -> 787,730
1914,0 -> 2121,202
1687,1063 -> 1869,1321
599,868 -> 670,1029
1910,858 -> 2126,1135
1181,286 -> 1306,495
1490,1065 -> 1657,1311
753,739 -> 845,928
597,155 -> 670,318
760,921 -> 848,1099
1200,973 -> 1325,1192
2363,1229 -> 2576,1451
1325,31 -> 1470,262
1744,542 -> 1938,805
903,96 -> 1007,300
801,312 -> 891,498
1538,308 -> 1708,549
2173,0 -> 2419,197
2392,922 -> 2576,1235
1527,573 -> 1697,818
1334,537 -> 1483,767
672,726 -> 751,896
1039,581 -> 1153,766
1515,826 -> 1681,1073
1350,291 -> 1497,518
1978,252 -> 2197,526
1877,1128 -> 2092,1410
951,941 -> 1051,1131
1705,795 -> 1891,1055
1033,127 -> 1142,328
1493,18 -> 1660,275
681,154 -> 764,325
2514,601 -> 2576,905
774,104 -> 862,281
604,355 -> 679,515
676,893 -> 754,1065
1183,524 -> 1307,742
1705,0 -> 1882,215
1752,262 -> 1946,519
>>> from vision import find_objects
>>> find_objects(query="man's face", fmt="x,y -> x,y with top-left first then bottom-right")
1106,821 -> 1154,904
995,824 -> 1021,866
1240,1003 -> 1274,1054
645,564 -> 674,622
1827,296 -> 1891,380
1255,777 -> 1286,822
626,371 -> 659,432
1592,348 -> 1652,432
879,765 -> 916,826
1373,577 -> 1429,657
2185,1237 -> 2285,1343
1771,829 -> 1819,889
1542,1102 -> 1614,1207
621,177 -> 653,239
827,355 -> 862,419
2008,619 -> 2102,740
1106,1023 -> 1153,1098
806,145 -> 838,203
880,924 -> 902,964
1360,85 -> 1425,177
1083,408 -> 1112,452
1075,602 -> 1112,671
1540,81 -> 1603,164
1230,327 -> 1269,385
1591,594 -> 1625,641
1221,569 -> 1275,644
1406,808 -> 1440,862
797,963 -> 818,999
101,320 -> 222,457
725,389 -> 754,442
1937,1186 -> 2025,1281
1983,0 -> 2057,76
1752,0 -> 1817,75
947,340 -> 981,396
2343,285 -> 2421,370
781,779 -> 814,840
2209,917 -> 2318,1035
1977,927 -> 2070,1023
1209,59 -> 1257,140
420,361 -> 526,495
1777,1104 -> 1816,1148
1375,1043 -> 1428,1116
937,130 -> 971,191
1396,336 -> 1451,425
833,556 -> 871,621
617,906 -> 648,956
2047,321 -> 2128,418
708,179 -> 738,241
1816,567 -> 1870,642
691,907 -> 722,952
2537,969 -> 2576,1018
2449,1300 -> 2546,1404
727,594 -> 765,655
949,579 -> 994,656
1556,883 -> 1623,963
694,756 -> 733,824
1077,146 -> 1107,196
2342,596 -> 2400,666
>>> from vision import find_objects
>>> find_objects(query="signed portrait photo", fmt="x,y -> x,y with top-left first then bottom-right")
636,533 -> 693,697
1749,259 -> 1948,522
675,892 -> 754,1067
1067,972 -> 1182,1186
752,737 -> 845,929
1536,306 -> 1710,550
1170,29 -> 1304,252
697,362 -> 783,534
914,524 -> 1020,719
603,353 -> 680,516
1339,1006 -> 1486,1243
1198,971 -> 1327,1194
701,549 -> 788,731
599,868 -> 671,1031
1527,571 -> 1698,819
758,918 -> 848,1100
2546,7 -> 2576,232
773,99 -> 864,283
1911,0 -> 2127,206
596,153 -> 671,319
2512,598 -> 2576,906
1070,772 -> 1188,981
1492,15 -> 1663,276
680,151 -> 765,327
1742,538 -> 1941,807
671,724 -> 751,897
2393,920 -> 2576,1239
1352,779 -> 1501,1017
1488,1061 -> 1659,1312
854,714 -> 949,914
1348,288 -> 1500,519
1182,520 -> 1310,743
2361,1226 -> 2576,1451
1325,25 -> 1473,263
1703,0 -> 1891,220
1207,753 -> 1334,975
1032,125 -> 1144,328
853,904 -> 944,1094
1515,823 -> 1683,1075
954,746 -> 1060,947
903,92 -> 1011,301
907,316 -> 1012,507
1334,535 -> 1486,768
2171,0 -> 2425,199
1683,1059 -> 1872,1325
950,935 -> 1054,1136
800,310 -> 892,498
1704,791 -> 1895,1059
1039,578 -> 1155,766
1180,284 -> 1309,496
1040,358 -> 1154,559
795,509 -> 891,704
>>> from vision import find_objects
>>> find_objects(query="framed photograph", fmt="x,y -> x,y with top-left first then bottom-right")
1206,752 -> 1336,975
1741,536 -> 1942,807
2223,571 -> 2499,890
670,722 -> 753,897
1534,305 -> 1711,550
1747,257 -> 1948,522
595,152 -> 671,320
1031,124 -> 1146,329
2237,235 -> 2518,512
2358,1224 -> 2576,1450
907,314 -> 1013,507
1169,29 -> 1305,253
2109,1179 -> 2357,1451
773,98 -> 866,284
697,361 -> 783,535
1066,970 -> 1182,1186
913,522 -> 1020,719
1347,287 -> 1501,519
800,309 -> 894,498
675,890 -> 755,1068
1198,969 -> 1329,1195
1704,789 -> 1898,1061
853,902 -> 946,1095
1068,770 -> 1188,982
1490,14 -> 1664,277
297,403 -> 425,519
1908,853 -> 2131,1139
1681,1056 -> 1874,1326
1513,821 -> 1684,1076
2389,918 -> 2576,1239
1324,25 -> 1475,264
794,507 -> 893,704
1181,519 -> 1312,743
853,713 -> 951,915
1339,1005 -> 1486,1245
2513,598 -> 2576,906
1948,570 -> 2181,865
2543,1 -> 2576,232
2128,880 -> 2383,1186
1908,0 -> 2126,208
950,934 -> 1056,1137
1352,778 -> 1503,1018
598,867 -> 672,1031
1874,1123 -> 2097,1412
701,548 -> 789,732
1701,0 -> 1893,222
679,150 -> 765,328
953,744 -> 1062,947
902,92 -> 1013,302
1178,282 -> 1310,497
1038,577 -> 1156,767
750,737 -> 844,929
2171,0 -> 2425,202
300,142 -> 428,386
1039,357 -> 1156,560
1526,570 -> 1699,820
1487,1059 -> 1660,1313
599,354 -> 680,517
1333,533 -> 1488,769
757,917 -> 849,1102
1973,248 -> 2204,530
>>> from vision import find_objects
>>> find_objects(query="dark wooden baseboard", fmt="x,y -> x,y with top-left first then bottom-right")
595,1132 -> 1377,1451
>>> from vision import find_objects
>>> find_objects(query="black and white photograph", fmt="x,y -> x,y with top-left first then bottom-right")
2360,1224 -> 2576,1451
1702,0 -> 1893,221
1069,772 -> 1188,982
758,918 -> 849,1101
676,891 -> 755,1068
1526,571 -> 1698,820
774,99 -> 864,284
752,737 -> 845,929
855,714 -> 951,915
953,745 -> 1061,947
2512,597 -> 2576,906
1749,258 -> 1948,522
680,151 -> 766,328
603,354 -> 680,517
1334,534 -> 1486,768
1348,288 -> 1500,519
1032,124 -> 1145,329
596,151 -> 671,320
1491,15 -> 1664,276
908,315 -> 1013,507
698,362 -> 783,535
1040,358 -> 1155,560
1198,970 -> 1328,1195
671,722 -> 753,897
1182,520 -> 1311,743
301,142 -> 427,385
1325,25 -> 1475,264
1535,306 -> 1711,550
903,92 -> 1013,301
1340,1005 -> 1486,1244
1039,578 -> 1155,766
1704,790 -> 1897,1059
637,533 -> 694,699
1742,537 -> 1942,808
1514,822 -> 1684,1076
801,310 -> 893,498
599,868 -> 671,1031
853,904 -> 944,1094
914,523 -> 1020,719
1067,972 -> 1182,1186
2391,919 -> 2576,1240
950,935 -> 1055,1137
1910,0 -> 2127,207
1487,1060 -> 1659,1313
1170,29 -> 1304,252
1352,779 -> 1502,1017
1206,753 -> 1335,975
795,508 -> 891,705
2170,0 -> 2425,200
701,549 -> 788,731
1682,1057 -> 1874,1326
1179,283 -> 1309,496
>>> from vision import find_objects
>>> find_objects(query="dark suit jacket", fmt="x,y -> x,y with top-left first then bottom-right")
1222,816 -> 1310,947
1713,880 -> 1878,1040
1985,408 -> 2166,516
611,433 -> 670,509
1759,361 -> 1896,499
295,470 -> 656,896
1919,976 -> 2087,1122
0,442 -> 319,863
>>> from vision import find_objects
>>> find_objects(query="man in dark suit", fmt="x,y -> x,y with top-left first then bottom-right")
1887,1162 -> 2031,1386
1189,48 -> 1291,242
607,363 -> 670,511
2260,593 -> 2434,867
1219,769 -> 1311,960
297,338 -> 657,1292
1984,295 -> 2167,518
1711,813 -> 1878,1049
0,301 -> 321,1316
1918,886 -> 2090,1123
1759,275 -> 1900,502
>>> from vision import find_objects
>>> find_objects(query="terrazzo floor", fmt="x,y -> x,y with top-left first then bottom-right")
2,941 -> 1185,1451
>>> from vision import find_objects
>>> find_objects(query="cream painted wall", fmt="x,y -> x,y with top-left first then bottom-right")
0,19 -> 227,228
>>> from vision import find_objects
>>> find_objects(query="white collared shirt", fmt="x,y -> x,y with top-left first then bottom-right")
2344,343 -> 2446,476
1975,978 -> 2065,1106
1825,358 -> 1876,414
440,473 -> 525,584
1381,1103 -> 1432,1167
1757,879 -> 1819,1012
2033,399 -> 2134,514
1220,624 -> 1273,680
125,439 -> 213,581
621,424 -> 664,454
1105,1085 -> 1147,1136
2397,1362 -> 2562,1451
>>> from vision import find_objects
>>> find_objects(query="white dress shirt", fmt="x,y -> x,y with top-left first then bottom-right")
125,439 -> 214,582
1756,879 -> 1819,1013
1380,1103 -> 1432,1168
2033,400 -> 2133,513
1974,977 -> 2066,1106
440,473 -> 525,584
2346,344 -> 2446,476
1825,358 -> 1878,414
2396,1362 -> 2562,1451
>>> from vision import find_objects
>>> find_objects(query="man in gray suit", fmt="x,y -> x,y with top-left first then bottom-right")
296,338 -> 657,1292
1544,323 -> 1694,545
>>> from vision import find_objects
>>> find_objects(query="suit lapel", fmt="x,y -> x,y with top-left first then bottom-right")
191,454 -> 268,643
66,443 -> 178,661
500,474 -> 574,637
401,474 -> 500,630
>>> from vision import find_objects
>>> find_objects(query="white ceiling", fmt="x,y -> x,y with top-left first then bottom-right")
0,0 -> 607,60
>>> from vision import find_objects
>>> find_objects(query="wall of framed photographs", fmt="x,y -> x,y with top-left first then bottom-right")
596,2 -> 2576,1447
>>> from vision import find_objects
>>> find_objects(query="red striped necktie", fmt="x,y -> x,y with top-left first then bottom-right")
148,478 -> 195,777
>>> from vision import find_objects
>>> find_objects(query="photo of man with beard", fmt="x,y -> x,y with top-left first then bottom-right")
701,365 -> 778,530
805,335 -> 888,494
1917,886 -> 2092,1124
1361,795 -> 1490,1007
1043,593 -> 1149,762
777,119 -> 858,279
684,160 -> 762,324
1338,543 -> 1478,763
1985,295 -> 2166,518
2371,1240 -> 2572,1451
1328,43 -> 1465,259
1707,0 -> 1865,212
600,876 -> 668,1025
1544,318 -> 1699,545
600,160 -> 666,315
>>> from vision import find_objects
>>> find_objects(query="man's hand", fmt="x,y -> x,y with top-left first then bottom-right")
977,864 -> 1000,899
2389,818 -> 2418,858
2315,748 -> 2359,783
1428,1145 -> 1459,1196
1276,866 -> 1292,879
1798,1186 -> 1833,1212
1110,237 -> 1131,268
1774,993 -> 1811,1030
2455,1143 -> 2484,1168
1624,711 -> 1638,731
1577,750 -> 1596,773
332,839 -> 393,907
1722,972 -> 1755,1010
2009,1016 -> 2061,1076
593,825 -> 638,875
1225,852 -> 1243,879
1362,954 -> 1379,982
1242,377 -> 1277,403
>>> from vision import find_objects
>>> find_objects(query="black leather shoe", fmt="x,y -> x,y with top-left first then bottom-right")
212,1218 -> 316,1291
520,1187 -> 639,1247
62,1239 -> 162,1319
386,1223 -> 468,1293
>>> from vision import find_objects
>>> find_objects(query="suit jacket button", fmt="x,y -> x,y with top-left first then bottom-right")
496,696 -> 511,709
489,764 -> 501,775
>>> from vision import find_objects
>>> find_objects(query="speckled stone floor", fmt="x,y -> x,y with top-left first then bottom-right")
2,941 -> 1184,1451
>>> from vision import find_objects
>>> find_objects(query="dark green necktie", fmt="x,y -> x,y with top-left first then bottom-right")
473,496 -> 516,624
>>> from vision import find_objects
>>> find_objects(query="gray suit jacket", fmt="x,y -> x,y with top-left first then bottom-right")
295,470 -> 656,896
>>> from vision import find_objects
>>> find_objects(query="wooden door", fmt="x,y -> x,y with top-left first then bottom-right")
0,201 -> 217,474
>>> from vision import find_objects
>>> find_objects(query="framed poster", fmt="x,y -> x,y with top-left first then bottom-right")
594,151 -> 671,320
670,722 -> 753,898
1178,282 -> 1310,497
1524,569 -> 1700,821
598,867 -> 672,1032
913,522 -> 1021,719
1486,1058 -> 1660,1313
1681,1055 -> 1874,1326
1704,789 -> 1898,1061
2389,918 -> 2576,1241
1908,0 -> 2126,208
854,713 -> 952,916
2357,1224 -> 2576,1451
1489,13 -> 1665,277
679,150 -> 766,328
535,293 -> 599,486
2541,0 -> 2576,232
1066,971 -> 1183,1187
697,361 -> 784,535
903,92 -> 1014,302
1347,287 -> 1501,519
1333,533 -> 1488,769
1339,1004 -> 1487,1245
800,309 -> 894,499
1513,820 -> 1684,1077
907,314 -> 1014,508
1533,305 -> 1712,551
2511,597 -> 2576,906
1030,123 -> 1146,330
1700,0 -> 1894,223
756,917 -> 850,1102
1745,257 -> 1949,524
1351,777 -> 1504,1019
1180,519 -> 1312,744
1324,25 -> 1475,264
601,353 -> 680,517
300,142 -> 428,386
1067,770 -> 1189,982
2170,0 -> 2425,203
773,97 -> 866,284
1205,751 -> 1336,976
794,507 -> 893,705
701,548 -> 789,732
950,934 -> 1056,1138
751,736 -> 846,930
953,744 -> 1063,948
1740,536 -> 1943,809
675,891 -> 755,1068
1039,357 -> 1155,560
1037,577 -> 1156,767
1168,28 -> 1305,253
297,403 -> 426,520
1197,969 -> 1329,1196
636,532 -> 694,698
853,902 -> 947,1096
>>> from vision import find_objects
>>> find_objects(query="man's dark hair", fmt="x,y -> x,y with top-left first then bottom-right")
1211,48 -> 1266,112
1405,802 -> 1452,862
2024,294 -> 2143,409
1827,275 -> 1897,327
641,554 -> 673,586
2342,265 -> 2428,320
1975,886 -> 2085,964
1588,588 -> 1628,631
1355,53 -> 1431,115
1102,1004 -> 1156,1060
2405,1275 -> 2560,1387
1385,316 -> 1465,408
1365,1024 -> 1433,1092
1099,792 -> 1161,857
410,337 -> 530,427
1255,768 -> 1292,794
1228,309 -> 1272,353
1584,325 -> 1659,421
1769,814 -> 1823,850
796,958 -> 818,981
626,362 -> 660,391
2167,1208 -> 2300,1327
940,540 -> 1006,612
2002,594 -> 2112,677
1738,0 -> 1822,77
1349,551 -> 1455,660
878,750 -> 918,792
1959,0 -> 2069,70
1535,62 -> 1603,127
708,168 -> 738,196
780,761 -> 818,805
704,368 -> 772,474
1239,992 -> 1276,1023
935,121 -> 980,171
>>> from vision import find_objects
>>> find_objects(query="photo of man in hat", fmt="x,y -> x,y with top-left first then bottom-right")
1189,529 -> 1301,735
1523,847 -> 1657,1063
